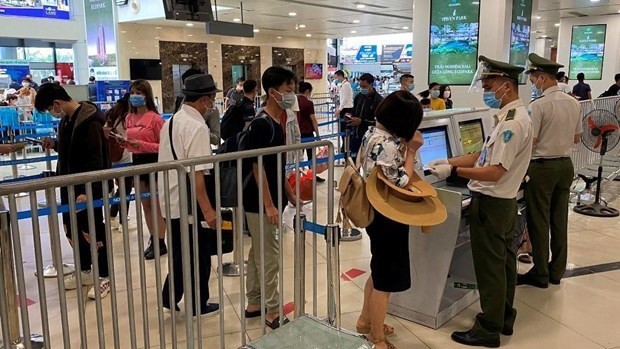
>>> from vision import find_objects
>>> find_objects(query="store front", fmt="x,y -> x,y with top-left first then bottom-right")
0,40 -> 75,86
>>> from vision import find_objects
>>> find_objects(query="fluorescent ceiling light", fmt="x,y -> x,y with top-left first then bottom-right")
253,29 -> 260,33
277,36 -> 283,39
306,33 -> 312,37
554,23 -> 560,27
299,24 -> 306,28
402,26 -> 409,30
356,4 -> 366,9
289,12 -> 297,16
351,30 -> 357,33
186,23 -> 194,27
352,19 -> 360,23
233,18 -> 241,22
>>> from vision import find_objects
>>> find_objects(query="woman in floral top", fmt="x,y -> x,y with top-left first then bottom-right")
355,91 -> 424,349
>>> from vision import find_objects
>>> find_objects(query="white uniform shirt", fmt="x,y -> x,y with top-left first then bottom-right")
158,104 -> 213,219
557,82 -> 571,94
339,81 -> 354,109
468,100 -> 533,199
529,86 -> 582,159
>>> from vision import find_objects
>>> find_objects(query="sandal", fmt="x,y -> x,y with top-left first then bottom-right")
265,316 -> 290,330
369,337 -> 397,349
356,319 -> 395,336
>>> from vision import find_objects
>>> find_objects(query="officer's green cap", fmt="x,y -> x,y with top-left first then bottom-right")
525,53 -> 564,75
477,55 -> 524,81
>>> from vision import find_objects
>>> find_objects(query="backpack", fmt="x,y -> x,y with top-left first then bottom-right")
220,103 -> 242,141
337,141 -> 374,228
215,111 -> 275,207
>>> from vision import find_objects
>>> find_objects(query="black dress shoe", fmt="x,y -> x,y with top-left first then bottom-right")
550,278 -> 561,285
501,327 -> 513,336
516,273 -> 548,289
451,330 -> 500,348
316,176 -> 326,183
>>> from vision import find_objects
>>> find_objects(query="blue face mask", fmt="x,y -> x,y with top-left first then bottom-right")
482,85 -> 507,109
430,90 -> 441,98
360,88 -> 369,95
530,77 -> 543,98
408,83 -> 415,92
130,94 -> 146,107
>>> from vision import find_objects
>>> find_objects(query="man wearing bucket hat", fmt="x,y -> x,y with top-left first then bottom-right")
159,73 -> 221,317
429,56 -> 533,347
517,54 -> 582,289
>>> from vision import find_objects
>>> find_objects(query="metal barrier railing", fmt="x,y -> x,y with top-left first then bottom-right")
0,140 -> 342,348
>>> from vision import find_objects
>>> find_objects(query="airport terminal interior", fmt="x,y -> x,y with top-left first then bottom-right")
1,0 -> 620,348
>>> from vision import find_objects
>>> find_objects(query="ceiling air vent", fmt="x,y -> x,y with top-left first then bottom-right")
567,11 -> 587,17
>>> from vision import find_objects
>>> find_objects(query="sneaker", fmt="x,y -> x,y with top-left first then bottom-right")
193,303 -> 220,317
145,238 -> 167,260
88,278 -> 111,299
162,303 -> 181,313
109,217 -> 119,231
64,270 -> 94,290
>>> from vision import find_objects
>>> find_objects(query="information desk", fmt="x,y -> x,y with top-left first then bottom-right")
388,183 -> 525,329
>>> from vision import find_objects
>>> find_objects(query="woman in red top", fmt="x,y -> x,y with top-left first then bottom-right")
122,80 -> 167,260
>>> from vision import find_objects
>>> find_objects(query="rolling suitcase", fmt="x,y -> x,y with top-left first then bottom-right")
239,315 -> 373,349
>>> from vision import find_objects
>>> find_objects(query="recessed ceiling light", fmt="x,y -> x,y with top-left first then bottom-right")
306,33 -> 312,37
277,36 -> 282,39
186,23 -> 194,27
155,26 -> 162,29
299,24 -> 306,28
121,30 -> 127,33
535,16 -> 541,19
210,41 -> 215,43
127,40 -> 132,43
188,34 -> 193,37
554,23 -> 560,27
356,4 -> 366,9
352,20 -> 360,24
233,18 -> 241,22
253,29 -> 260,33
540,35 -> 549,38
402,26 -> 409,30
289,12 -> 297,16
351,30 -> 357,33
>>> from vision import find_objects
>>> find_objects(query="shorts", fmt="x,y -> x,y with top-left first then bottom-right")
132,153 -> 159,184
366,210 -> 411,293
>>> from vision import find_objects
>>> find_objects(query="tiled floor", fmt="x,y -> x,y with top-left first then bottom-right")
2,152 -> 620,348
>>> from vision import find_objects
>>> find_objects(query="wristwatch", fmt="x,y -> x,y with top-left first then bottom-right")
451,166 -> 459,178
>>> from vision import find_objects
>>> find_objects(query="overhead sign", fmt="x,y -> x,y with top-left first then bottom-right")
356,45 -> 378,63
569,24 -> 606,80
381,45 -> 404,64
428,0 -> 481,85
509,0 -> 532,83
85,0 -> 118,80
0,0 -> 70,20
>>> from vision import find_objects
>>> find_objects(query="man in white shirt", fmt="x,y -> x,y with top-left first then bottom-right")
158,74 -> 220,317
334,70 -> 354,118
555,72 -> 572,94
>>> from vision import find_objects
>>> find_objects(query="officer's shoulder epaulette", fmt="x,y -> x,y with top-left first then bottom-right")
506,109 -> 516,121
529,95 -> 545,104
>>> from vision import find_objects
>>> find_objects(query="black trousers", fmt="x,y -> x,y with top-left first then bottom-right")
301,132 -> 316,161
110,176 -> 134,222
62,207 -> 109,277
162,219 -> 211,309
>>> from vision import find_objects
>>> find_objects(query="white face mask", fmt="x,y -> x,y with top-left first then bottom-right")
443,90 -> 451,99
49,102 -> 66,118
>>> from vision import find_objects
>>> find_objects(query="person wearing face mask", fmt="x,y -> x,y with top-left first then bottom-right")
333,70 -> 354,121
123,79 -> 167,260
158,73 -> 221,317
440,84 -> 453,109
18,77 -> 37,115
400,74 -> 415,94
35,83 -> 112,299
517,54 -> 582,290
242,66 -> 298,330
427,82 -> 446,110
429,56 -> 532,348
348,73 -> 384,162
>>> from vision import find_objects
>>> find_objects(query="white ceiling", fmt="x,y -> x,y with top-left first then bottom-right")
130,0 -> 620,41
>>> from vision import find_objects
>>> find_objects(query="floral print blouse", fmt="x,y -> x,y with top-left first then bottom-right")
359,127 -> 410,188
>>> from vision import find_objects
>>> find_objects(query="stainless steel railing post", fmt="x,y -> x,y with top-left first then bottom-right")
294,213 -> 307,319
222,208 -> 247,277
0,211 -> 22,346
325,223 -> 341,328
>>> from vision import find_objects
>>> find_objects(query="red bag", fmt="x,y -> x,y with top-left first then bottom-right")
288,170 -> 314,201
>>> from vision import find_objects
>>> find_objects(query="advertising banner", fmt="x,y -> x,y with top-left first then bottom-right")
509,0 -> 532,82
304,63 -> 323,80
85,0 -> 118,80
381,45 -> 404,64
355,45 -> 378,64
428,0 -> 480,85
0,0 -> 69,20
569,25 -> 606,80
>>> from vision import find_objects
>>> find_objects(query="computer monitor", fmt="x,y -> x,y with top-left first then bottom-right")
458,119 -> 485,155
419,126 -> 453,165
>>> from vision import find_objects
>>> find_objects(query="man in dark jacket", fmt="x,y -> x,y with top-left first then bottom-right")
347,73 -> 384,162
36,83 -> 112,299
220,79 -> 257,140
599,73 -> 620,98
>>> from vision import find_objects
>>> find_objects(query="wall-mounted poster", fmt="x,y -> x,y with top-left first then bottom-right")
429,0 -> 480,85
85,0 -> 118,80
304,63 -> 323,80
381,45 -> 404,64
509,0 -> 532,83
569,25 -> 606,81
0,0 -> 70,20
356,45 -> 378,64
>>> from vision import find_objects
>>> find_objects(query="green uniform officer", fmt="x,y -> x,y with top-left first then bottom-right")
517,53 -> 582,288
429,56 -> 533,348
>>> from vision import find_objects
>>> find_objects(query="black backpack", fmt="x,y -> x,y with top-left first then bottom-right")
220,103 -> 242,141
214,112 -> 275,207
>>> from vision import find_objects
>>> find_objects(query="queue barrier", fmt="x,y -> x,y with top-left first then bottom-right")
0,141 -> 344,349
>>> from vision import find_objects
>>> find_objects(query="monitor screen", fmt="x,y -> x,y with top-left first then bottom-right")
459,119 -> 485,154
419,126 -> 452,165
130,59 -> 162,80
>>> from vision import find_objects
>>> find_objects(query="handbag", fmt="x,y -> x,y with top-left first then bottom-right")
107,118 -> 125,163
337,157 -> 374,228
169,115 -> 233,255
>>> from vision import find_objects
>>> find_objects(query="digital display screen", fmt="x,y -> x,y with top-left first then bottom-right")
429,0 -> 481,85
509,0 -> 532,84
304,63 -> 323,80
569,24 -> 606,80
459,119 -> 485,154
0,0 -> 70,20
419,126 -> 452,165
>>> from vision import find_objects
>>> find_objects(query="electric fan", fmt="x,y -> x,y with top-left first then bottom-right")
573,109 -> 620,217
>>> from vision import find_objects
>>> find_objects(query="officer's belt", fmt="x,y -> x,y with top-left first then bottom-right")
530,157 -> 570,163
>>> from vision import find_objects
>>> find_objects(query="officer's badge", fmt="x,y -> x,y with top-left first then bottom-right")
502,130 -> 514,143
